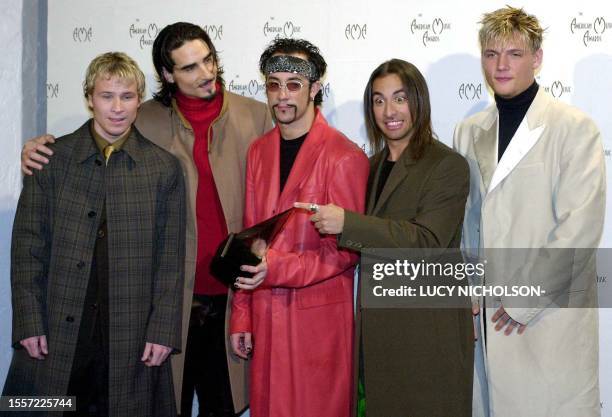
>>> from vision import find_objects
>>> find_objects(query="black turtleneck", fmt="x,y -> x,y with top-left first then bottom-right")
495,81 -> 539,160
280,133 -> 308,192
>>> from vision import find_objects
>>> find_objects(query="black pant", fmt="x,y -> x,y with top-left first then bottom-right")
66,314 -> 109,417
66,214 -> 109,417
180,294 -> 235,417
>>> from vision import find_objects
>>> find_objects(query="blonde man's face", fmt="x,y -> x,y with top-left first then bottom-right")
87,75 -> 141,143
481,34 -> 542,99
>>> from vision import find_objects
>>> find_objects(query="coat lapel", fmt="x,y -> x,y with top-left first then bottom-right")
73,121 -> 101,164
366,152 -> 385,214
120,128 -> 145,164
278,111 -> 328,206
372,146 -> 416,216
257,127 -> 282,214
473,107 -> 498,193
488,119 -> 544,193
487,89 -> 549,193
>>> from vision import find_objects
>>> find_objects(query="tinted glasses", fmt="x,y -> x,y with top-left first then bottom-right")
265,79 -> 305,93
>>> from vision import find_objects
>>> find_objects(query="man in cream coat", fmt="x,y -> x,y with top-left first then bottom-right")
454,6 -> 605,417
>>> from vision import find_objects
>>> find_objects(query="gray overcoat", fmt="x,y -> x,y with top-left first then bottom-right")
3,122 -> 186,417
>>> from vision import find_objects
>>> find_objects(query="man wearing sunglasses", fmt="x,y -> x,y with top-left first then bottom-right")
229,38 -> 369,417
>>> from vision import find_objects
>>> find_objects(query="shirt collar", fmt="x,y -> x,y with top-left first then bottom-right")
89,120 -> 131,155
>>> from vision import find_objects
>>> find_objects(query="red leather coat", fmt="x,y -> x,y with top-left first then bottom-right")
230,111 -> 369,417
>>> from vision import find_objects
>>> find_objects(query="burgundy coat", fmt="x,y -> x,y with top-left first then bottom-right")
231,111 -> 369,417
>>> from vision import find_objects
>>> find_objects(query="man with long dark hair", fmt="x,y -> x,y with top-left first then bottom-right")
298,59 -> 473,417
20,22 -> 272,417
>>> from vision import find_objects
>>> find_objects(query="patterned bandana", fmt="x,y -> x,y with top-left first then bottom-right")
263,55 -> 318,81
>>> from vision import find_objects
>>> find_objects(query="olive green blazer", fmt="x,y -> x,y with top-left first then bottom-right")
340,139 -> 474,417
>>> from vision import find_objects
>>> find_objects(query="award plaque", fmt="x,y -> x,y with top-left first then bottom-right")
210,208 -> 294,286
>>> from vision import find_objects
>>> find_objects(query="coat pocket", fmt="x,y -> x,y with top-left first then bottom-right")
296,276 -> 349,309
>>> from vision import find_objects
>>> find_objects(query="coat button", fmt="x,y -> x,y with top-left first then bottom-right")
65,316 -> 74,323
88,211 -> 96,218
97,229 -> 105,239
77,261 -> 85,269
95,159 -> 102,166
90,303 -> 98,310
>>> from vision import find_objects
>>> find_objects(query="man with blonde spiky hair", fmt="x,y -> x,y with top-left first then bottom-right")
454,6 -> 604,417
3,52 -> 185,416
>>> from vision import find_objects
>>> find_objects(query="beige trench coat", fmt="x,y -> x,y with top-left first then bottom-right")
454,88 -> 605,417
136,89 -> 273,413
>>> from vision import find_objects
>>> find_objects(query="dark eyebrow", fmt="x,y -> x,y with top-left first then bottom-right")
178,63 -> 196,71
177,52 -> 213,71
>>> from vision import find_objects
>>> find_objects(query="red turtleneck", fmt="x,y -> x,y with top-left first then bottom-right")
175,87 -> 228,295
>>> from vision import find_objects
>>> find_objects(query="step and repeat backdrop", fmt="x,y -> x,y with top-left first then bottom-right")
45,0 -> 611,414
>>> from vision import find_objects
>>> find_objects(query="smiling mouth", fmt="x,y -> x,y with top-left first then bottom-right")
384,120 -> 403,130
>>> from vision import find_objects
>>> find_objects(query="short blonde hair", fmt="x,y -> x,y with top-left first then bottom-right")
83,52 -> 146,100
479,6 -> 544,53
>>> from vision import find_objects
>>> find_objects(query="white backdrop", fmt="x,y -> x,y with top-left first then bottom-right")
40,0 -> 612,415
0,0 -> 27,394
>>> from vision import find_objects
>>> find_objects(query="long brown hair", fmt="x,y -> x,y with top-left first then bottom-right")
363,59 -> 435,159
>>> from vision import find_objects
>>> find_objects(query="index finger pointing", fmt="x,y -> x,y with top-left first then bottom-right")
294,202 -> 314,210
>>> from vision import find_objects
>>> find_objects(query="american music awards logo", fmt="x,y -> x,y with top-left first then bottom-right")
72,26 -> 92,42
228,75 -> 264,97
129,19 -> 160,49
321,82 -> 332,99
542,80 -> 572,99
263,17 -> 302,38
570,14 -> 611,47
227,78 -> 330,99
47,83 -> 59,99
345,24 -> 367,40
410,15 -> 451,47
458,83 -> 483,100
203,25 -> 223,41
